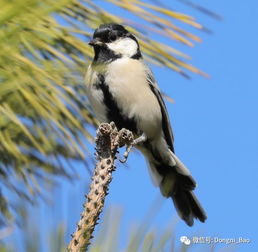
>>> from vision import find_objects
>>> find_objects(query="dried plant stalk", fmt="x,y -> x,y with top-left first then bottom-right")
68,122 -> 134,251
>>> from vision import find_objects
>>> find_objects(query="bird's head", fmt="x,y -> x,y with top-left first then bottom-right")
89,23 -> 141,62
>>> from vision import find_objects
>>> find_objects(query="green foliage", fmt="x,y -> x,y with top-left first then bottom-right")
0,0 -> 210,223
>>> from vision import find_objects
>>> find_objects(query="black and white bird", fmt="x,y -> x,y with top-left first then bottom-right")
85,23 -> 207,226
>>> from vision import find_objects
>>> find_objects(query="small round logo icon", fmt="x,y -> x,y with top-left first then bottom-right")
180,236 -> 191,245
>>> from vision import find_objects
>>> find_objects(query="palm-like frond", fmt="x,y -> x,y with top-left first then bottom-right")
0,0 -> 212,222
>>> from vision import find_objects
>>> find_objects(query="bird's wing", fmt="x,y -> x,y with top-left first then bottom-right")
146,69 -> 175,153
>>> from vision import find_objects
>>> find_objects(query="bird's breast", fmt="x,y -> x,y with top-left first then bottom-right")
85,64 -> 107,122
105,58 -> 162,138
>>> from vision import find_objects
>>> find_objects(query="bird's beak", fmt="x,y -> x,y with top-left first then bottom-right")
88,38 -> 103,46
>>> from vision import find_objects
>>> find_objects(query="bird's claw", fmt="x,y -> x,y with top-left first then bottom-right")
118,133 -> 146,163
119,144 -> 133,163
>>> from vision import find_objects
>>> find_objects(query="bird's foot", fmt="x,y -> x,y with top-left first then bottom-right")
119,133 -> 147,163
132,133 -> 147,145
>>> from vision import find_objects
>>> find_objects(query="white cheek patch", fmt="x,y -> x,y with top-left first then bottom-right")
107,38 -> 138,57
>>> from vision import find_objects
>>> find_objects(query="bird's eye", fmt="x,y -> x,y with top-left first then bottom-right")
109,33 -> 117,42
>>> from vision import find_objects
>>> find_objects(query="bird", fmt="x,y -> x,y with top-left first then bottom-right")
85,23 -> 207,226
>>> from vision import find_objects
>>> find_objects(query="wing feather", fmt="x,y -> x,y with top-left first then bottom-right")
146,69 -> 175,153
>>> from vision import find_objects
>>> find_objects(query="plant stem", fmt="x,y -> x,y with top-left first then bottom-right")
68,122 -> 133,251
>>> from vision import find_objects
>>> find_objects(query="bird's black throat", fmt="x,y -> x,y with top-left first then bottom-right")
93,45 -> 122,63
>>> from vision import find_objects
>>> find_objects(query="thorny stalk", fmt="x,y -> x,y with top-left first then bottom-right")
68,122 -> 134,251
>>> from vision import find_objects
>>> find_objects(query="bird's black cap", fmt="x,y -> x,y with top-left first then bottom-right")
89,23 -> 130,45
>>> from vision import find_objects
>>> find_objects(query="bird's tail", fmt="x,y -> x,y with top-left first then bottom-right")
142,145 -> 207,226
169,174 -> 206,226
158,165 -> 207,226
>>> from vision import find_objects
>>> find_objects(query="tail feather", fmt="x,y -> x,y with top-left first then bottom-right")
171,186 -> 207,226
176,173 -> 196,191
142,144 -> 207,226
160,170 -> 207,226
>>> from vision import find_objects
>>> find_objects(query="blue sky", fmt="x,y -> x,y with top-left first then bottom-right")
94,1 -> 258,251
5,0 -> 258,251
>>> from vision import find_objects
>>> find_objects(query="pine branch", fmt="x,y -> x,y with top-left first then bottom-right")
68,122 -> 134,251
